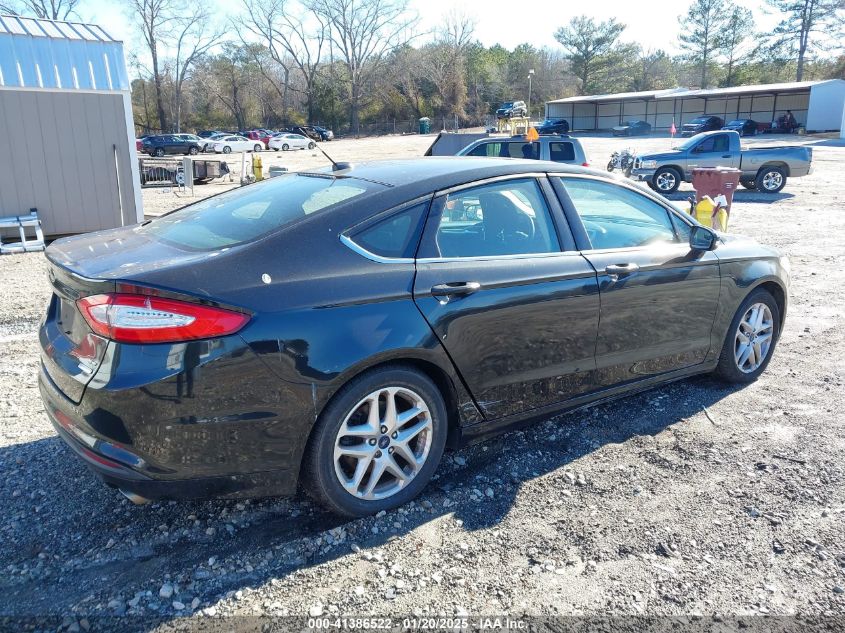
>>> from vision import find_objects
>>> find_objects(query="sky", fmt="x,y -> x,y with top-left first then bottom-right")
78,0 -> 778,62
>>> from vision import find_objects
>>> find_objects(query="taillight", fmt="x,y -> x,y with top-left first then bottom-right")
76,293 -> 249,344
581,162 -> 590,167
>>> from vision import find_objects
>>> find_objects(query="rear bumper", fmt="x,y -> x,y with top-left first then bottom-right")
38,347 -> 302,500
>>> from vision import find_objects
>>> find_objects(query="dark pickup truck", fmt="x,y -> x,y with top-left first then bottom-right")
631,130 -> 813,194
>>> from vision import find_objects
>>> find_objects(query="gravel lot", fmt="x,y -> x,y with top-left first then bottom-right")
1,132 -> 844,629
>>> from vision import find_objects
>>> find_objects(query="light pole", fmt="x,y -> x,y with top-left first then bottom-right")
527,69 -> 535,123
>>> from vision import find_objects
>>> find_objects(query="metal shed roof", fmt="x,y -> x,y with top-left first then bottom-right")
548,80 -> 836,105
0,14 -> 128,91
548,88 -> 690,104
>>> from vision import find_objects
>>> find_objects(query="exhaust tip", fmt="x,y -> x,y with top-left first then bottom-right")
119,489 -> 151,505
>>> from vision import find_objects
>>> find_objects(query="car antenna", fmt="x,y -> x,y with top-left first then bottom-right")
318,146 -> 351,171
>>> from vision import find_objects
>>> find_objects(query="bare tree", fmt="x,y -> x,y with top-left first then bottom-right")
125,0 -> 179,132
309,0 -> 418,134
171,6 -> 223,131
240,0 -> 328,124
425,11 -> 475,121
0,0 -> 79,20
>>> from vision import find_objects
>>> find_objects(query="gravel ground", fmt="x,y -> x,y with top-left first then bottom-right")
1,133 -> 844,630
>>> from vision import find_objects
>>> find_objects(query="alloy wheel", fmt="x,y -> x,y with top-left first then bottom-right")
333,386 -> 433,501
656,171 -> 676,191
762,171 -> 783,191
734,302 -> 774,373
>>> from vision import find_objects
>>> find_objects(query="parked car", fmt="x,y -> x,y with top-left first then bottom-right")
173,133 -> 205,145
311,125 -> 334,141
631,130 -> 813,193
612,120 -> 652,137
135,135 -> 152,151
722,119 -> 758,136
496,100 -> 527,119
245,130 -> 273,148
200,133 -> 227,152
268,133 -> 316,151
457,134 -> 589,166
681,115 -> 724,137
39,158 -> 789,516
198,130 -> 224,138
211,135 -> 264,154
141,135 -> 201,157
535,118 -> 570,135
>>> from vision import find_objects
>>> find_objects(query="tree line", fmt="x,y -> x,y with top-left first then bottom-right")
1,0 -> 843,135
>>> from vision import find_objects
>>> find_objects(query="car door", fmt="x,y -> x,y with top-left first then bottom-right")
686,133 -> 738,173
413,175 -> 601,420
553,175 -> 721,387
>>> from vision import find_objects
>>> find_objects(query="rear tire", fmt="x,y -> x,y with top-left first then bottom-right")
756,166 -> 787,193
154,148 -> 165,157
714,288 -> 780,383
308,142 -> 316,150
740,178 -> 757,190
222,146 -> 232,154
254,144 -> 262,152
282,143 -> 290,151
302,366 -> 447,517
189,147 -> 198,155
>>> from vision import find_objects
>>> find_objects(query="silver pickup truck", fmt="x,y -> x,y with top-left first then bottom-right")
631,130 -> 813,194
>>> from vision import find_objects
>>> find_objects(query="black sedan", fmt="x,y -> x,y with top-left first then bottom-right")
536,118 -> 570,135
141,134 -> 201,157
39,159 -> 789,516
612,120 -> 652,136
723,119 -> 758,136
681,115 -> 724,137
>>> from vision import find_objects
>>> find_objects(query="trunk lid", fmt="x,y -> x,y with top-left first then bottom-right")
40,224 -> 218,403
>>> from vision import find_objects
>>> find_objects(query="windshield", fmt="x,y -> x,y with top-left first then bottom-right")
676,135 -> 704,150
690,117 -> 708,124
727,120 -> 744,125
501,102 -> 514,108
139,174 -> 382,250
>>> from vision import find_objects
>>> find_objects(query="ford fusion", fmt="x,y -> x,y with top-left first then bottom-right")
39,158 -> 789,516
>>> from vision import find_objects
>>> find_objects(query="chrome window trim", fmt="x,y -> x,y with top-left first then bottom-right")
416,251 -> 584,265
339,234 -> 415,264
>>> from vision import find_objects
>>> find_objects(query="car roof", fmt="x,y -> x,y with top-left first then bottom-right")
309,157 -> 601,197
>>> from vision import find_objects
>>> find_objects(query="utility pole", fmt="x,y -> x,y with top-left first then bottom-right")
527,69 -> 535,123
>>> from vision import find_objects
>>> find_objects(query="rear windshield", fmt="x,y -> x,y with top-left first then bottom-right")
140,174 -> 381,250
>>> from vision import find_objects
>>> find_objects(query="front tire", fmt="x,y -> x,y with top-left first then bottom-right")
653,167 -> 681,194
308,142 -> 316,150
254,144 -> 262,152
740,178 -> 757,190
714,288 -> 780,383
282,143 -> 290,151
222,146 -> 232,154
154,148 -> 165,157
302,366 -> 448,517
756,166 -> 787,193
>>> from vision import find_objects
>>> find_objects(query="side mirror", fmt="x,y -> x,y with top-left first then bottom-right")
690,225 -> 717,251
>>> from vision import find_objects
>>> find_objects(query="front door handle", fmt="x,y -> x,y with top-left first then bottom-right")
605,263 -> 639,277
431,281 -> 481,298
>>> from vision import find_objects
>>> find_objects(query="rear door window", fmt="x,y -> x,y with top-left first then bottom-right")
347,201 -> 429,259
466,142 -> 538,159
549,142 -> 575,162
141,174 -> 383,250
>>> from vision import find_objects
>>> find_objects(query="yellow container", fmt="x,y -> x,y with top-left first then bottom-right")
252,154 -> 264,182
691,197 -> 728,231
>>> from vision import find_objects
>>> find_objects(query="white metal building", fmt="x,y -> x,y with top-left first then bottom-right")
546,80 -> 845,133
0,14 -> 141,237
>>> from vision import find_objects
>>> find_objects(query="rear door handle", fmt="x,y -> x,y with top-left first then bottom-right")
431,281 -> 481,297
605,263 -> 639,277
